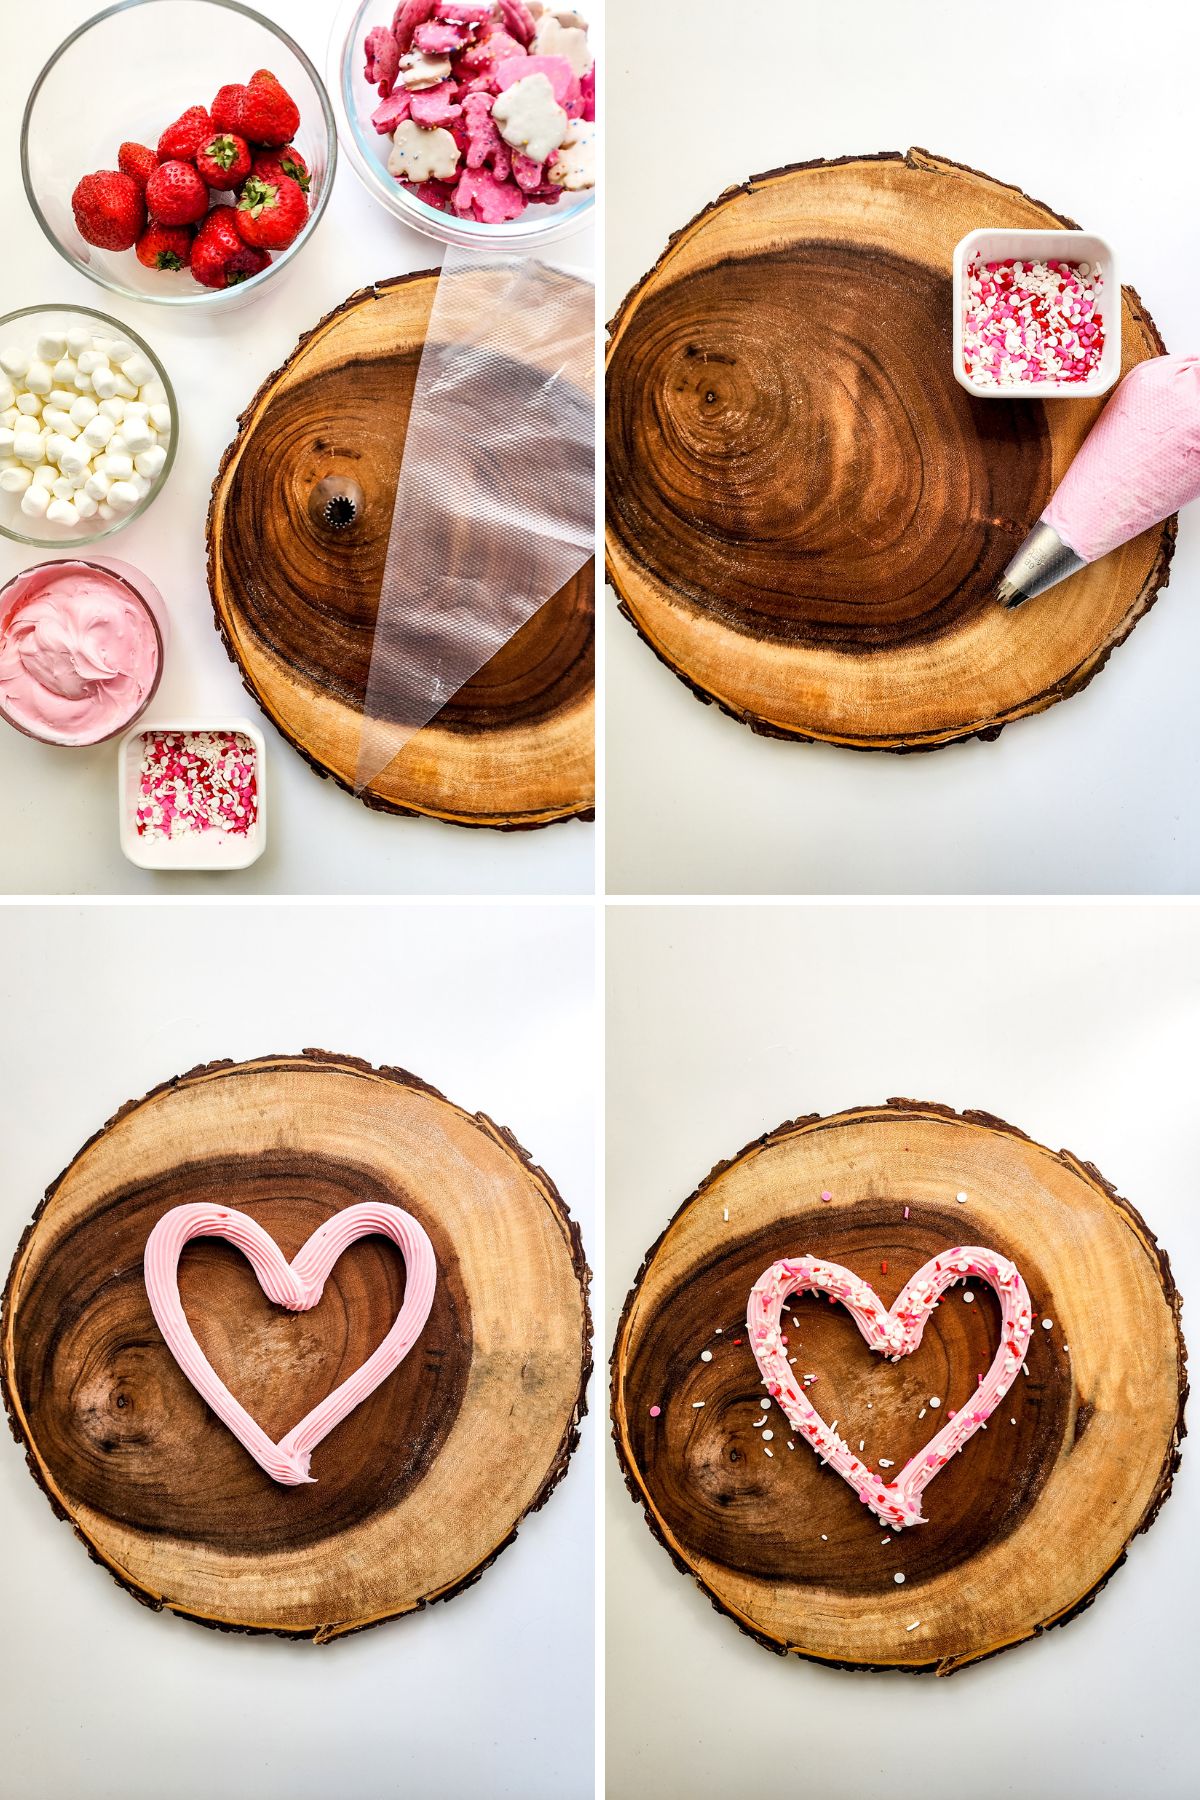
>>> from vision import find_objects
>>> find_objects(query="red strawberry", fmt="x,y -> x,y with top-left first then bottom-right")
251,144 -> 310,195
234,173 -> 308,250
191,207 -> 270,288
157,105 -> 212,162
118,142 -> 159,194
196,131 -> 251,189
71,170 -> 145,251
136,221 -> 194,271
210,82 -> 248,132
145,159 -> 209,226
238,69 -> 300,147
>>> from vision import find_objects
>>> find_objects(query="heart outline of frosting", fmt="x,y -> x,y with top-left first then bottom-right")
747,1246 -> 1032,1529
143,1201 -> 438,1486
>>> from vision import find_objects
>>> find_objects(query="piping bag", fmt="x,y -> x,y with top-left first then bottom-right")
996,354 -> 1200,607
354,249 -> 595,795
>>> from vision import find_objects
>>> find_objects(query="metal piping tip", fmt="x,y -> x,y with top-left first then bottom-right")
994,575 -> 1027,609
993,520 -> 1086,610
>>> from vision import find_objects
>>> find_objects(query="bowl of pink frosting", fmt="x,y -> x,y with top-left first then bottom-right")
0,556 -> 167,747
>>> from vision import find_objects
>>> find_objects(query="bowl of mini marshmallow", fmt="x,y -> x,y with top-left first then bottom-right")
0,304 -> 177,547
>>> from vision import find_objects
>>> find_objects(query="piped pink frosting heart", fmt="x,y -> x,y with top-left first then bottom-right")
143,1202 -> 437,1486
747,1246 -> 1032,1529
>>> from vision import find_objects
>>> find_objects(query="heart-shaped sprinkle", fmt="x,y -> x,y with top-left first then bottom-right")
143,1201 -> 437,1486
747,1246 -> 1032,1529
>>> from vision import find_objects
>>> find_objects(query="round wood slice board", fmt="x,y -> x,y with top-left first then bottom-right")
1,1052 -> 590,1641
208,270 -> 594,827
606,149 -> 1175,749
611,1100 -> 1185,1674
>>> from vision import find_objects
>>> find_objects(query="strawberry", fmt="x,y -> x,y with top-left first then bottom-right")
238,69 -> 300,147
251,144 -> 310,194
118,142 -> 159,194
234,173 -> 308,250
196,131 -> 251,190
136,221 -> 194,271
71,170 -> 145,251
157,104 -> 212,162
145,159 -> 209,226
191,207 -> 270,288
210,82 -> 248,132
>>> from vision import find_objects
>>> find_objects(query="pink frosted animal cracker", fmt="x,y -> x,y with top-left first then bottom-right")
498,0 -> 538,47
580,65 -> 594,121
454,165 -> 527,221
414,20 -> 473,52
435,1 -> 494,20
511,150 -> 543,191
372,88 -> 413,131
462,91 -> 512,179
492,71 -> 568,163
458,26 -> 527,77
393,0 -> 438,51
495,52 -> 579,109
365,25 -> 402,94
410,80 -> 463,127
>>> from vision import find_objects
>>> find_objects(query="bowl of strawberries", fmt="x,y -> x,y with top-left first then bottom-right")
22,0 -> 336,307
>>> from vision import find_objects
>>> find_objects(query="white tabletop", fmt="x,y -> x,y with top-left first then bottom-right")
0,0 -> 595,896
0,900 -> 595,1800
606,901 -> 1198,1799
605,0 -> 1200,896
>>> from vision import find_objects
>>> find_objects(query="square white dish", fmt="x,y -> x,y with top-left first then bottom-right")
952,227 -> 1120,400
118,717 -> 266,871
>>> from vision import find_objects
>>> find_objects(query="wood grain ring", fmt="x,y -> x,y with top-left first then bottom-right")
611,1099 -> 1186,1674
606,149 -> 1175,749
208,270 -> 595,827
2,1051 -> 591,1641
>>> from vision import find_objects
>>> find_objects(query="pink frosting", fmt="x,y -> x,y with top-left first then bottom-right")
1043,354 -> 1200,563
0,561 -> 160,745
143,1201 -> 437,1486
748,1246 -> 1032,1530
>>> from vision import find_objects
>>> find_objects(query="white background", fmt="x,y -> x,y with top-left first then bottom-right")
0,0 -> 595,896
606,0 -> 1200,895
0,901 -> 595,1800
606,901 -> 1199,1798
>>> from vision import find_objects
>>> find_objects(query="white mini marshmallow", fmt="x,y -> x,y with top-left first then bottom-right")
89,365 -> 119,400
74,491 -> 99,519
0,378 -> 14,410
129,472 -> 151,499
119,352 -> 154,388
13,428 -> 45,463
52,359 -> 77,385
24,360 -> 53,396
134,444 -> 167,479
148,403 -> 172,434
32,465 -> 57,490
122,401 -> 149,421
100,451 -> 133,480
0,428 -> 13,457
20,484 -> 50,518
45,498 -> 80,526
84,472 -> 111,501
51,476 -> 75,500
47,388 -> 77,409
120,417 -> 156,456
0,464 -> 32,494
0,409 -> 17,430
66,328 -> 90,355
73,371 -> 93,393
77,349 -> 109,376
41,408 -> 76,435
98,398 -> 126,423
98,502 -> 114,520
43,433 -> 71,465
107,480 -> 140,513
16,393 -> 43,416
83,415 -> 116,450
0,345 -> 30,379
111,374 -> 138,400
69,395 -> 99,428
58,442 -> 90,478
140,378 -> 166,406
36,333 -> 68,363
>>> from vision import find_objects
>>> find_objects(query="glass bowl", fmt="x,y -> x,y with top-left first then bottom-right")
0,556 -> 168,747
22,0 -> 337,311
329,0 -> 595,250
0,305 -> 178,548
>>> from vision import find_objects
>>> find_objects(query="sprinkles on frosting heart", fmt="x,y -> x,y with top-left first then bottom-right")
747,1246 -> 1033,1530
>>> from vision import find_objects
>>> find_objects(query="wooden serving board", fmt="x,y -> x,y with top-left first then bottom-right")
208,270 -> 594,827
611,1100 -> 1185,1674
606,149 -> 1175,749
1,1052 -> 590,1640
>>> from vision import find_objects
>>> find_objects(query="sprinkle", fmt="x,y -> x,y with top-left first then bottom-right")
956,1191 -> 968,1204
879,1458 -> 894,1469
929,1396 -> 941,1408
692,1401 -> 705,1409
1022,1361 -> 1029,1376
918,1407 -> 926,1419
881,1259 -> 888,1276
714,1327 -> 723,1334
700,1350 -> 713,1362
963,1291 -> 975,1303
787,1440 -> 795,1450
764,1447 -> 773,1458
894,1572 -> 906,1584
1010,1418 -> 1016,1425
830,1421 -> 838,1433
881,1536 -> 890,1545
649,1405 -> 661,1418
1042,1318 -> 1053,1331
722,1208 -> 728,1222
962,252 -> 1106,388
859,1440 -> 865,1452
134,730 -> 259,841
762,1430 -> 773,1441
759,1399 -> 771,1410
820,1190 -> 833,1202
1062,1343 -> 1069,1352
903,1206 -> 910,1219
867,1402 -> 873,1409
905,1621 -> 921,1632
820,1533 -> 828,1541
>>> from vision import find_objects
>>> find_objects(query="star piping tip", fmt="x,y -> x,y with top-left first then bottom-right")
994,574 -> 1027,609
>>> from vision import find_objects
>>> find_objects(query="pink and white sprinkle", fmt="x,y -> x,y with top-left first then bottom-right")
135,731 -> 258,841
963,255 -> 1105,388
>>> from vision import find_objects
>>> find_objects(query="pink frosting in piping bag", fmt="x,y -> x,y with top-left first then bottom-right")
1043,354 -> 1200,563
0,560 -> 161,745
143,1202 -> 438,1486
